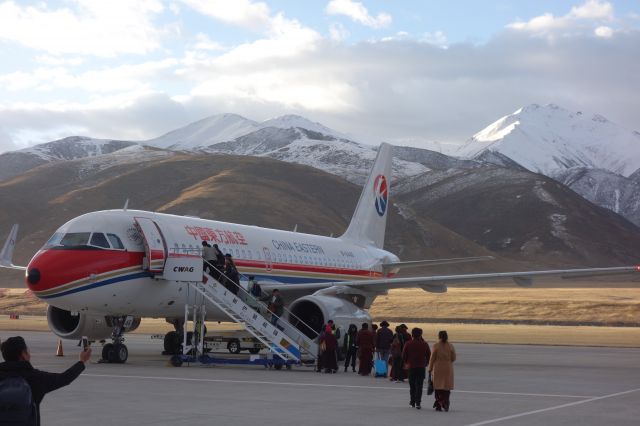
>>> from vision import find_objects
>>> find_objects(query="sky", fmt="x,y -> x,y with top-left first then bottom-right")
0,0 -> 639,153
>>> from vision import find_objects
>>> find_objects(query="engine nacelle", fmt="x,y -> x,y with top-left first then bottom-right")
47,306 -> 140,340
289,295 -> 371,338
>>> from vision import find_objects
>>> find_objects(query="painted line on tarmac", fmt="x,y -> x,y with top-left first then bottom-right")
464,387 -> 640,426
82,373 -> 591,399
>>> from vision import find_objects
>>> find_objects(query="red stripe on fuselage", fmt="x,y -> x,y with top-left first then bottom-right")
26,249 -> 144,292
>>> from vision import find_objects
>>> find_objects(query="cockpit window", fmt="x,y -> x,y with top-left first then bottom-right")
107,234 -> 125,250
59,232 -> 91,247
45,232 -> 63,247
89,233 -> 110,249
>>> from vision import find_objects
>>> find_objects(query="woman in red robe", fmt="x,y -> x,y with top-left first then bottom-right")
356,323 -> 375,375
320,325 -> 338,373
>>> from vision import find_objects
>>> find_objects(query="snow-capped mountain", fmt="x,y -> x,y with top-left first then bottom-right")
207,126 -> 428,184
145,113 -> 351,150
0,136 -> 136,181
457,104 -> 640,177
146,114 -> 260,150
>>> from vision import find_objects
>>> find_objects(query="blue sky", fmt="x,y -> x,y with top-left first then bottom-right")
0,0 -> 638,152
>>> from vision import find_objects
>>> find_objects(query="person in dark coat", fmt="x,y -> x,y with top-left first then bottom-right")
223,254 -> 240,295
376,320 -> 393,365
0,336 -> 91,426
342,324 -> 358,372
320,325 -> 338,373
390,326 -> 404,382
260,289 -> 284,327
402,328 -> 431,409
356,323 -> 375,375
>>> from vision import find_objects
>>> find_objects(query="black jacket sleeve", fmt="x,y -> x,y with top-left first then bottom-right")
29,361 -> 85,403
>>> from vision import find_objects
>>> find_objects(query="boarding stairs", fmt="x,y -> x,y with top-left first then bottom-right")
189,267 -> 319,363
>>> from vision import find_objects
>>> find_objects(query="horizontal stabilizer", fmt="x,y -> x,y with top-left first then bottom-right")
383,256 -> 494,272
0,224 -> 26,270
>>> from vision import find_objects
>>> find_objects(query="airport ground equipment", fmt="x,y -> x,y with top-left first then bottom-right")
169,259 -> 319,368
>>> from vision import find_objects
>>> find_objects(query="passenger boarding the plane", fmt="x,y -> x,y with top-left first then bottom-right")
223,254 -> 240,295
201,241 -> 216,275
244,276 -> 261,311
261,289 -> 284,327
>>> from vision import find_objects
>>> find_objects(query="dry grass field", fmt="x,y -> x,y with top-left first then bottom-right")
2,285 -> 639,347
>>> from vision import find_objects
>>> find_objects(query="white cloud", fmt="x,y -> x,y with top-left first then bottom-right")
507,0 -> 616,37
0,59 -> 178,93
595,25 -> 614,37
422,31 -> 448,47
193,33 -> 225,51
329,22 -> 350,42
326,0 -> 392,29
569,0 -> 613,20
0,0 -> 164,57
180,0 -> 270,31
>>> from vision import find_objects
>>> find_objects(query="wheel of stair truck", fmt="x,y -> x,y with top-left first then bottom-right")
110,343 -> 128,364
170,355 -> 183,367
101,343 -> 114,362
227,339 -> 241,354
248,348 -> 260,354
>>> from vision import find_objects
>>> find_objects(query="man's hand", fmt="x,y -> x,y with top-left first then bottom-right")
79,348 -> 92,363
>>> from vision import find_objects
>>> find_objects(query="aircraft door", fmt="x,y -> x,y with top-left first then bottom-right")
134,217 -> 167,274
263,247 -> 273,272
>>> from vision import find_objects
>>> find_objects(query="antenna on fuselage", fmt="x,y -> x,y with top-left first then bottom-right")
123,198 -> 129,211
293,224 -> 298,232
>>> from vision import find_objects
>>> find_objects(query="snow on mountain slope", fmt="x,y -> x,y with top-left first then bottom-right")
552,167 -> 640,227
0,136 -> 136,181
457,104 -> 640,177
208,127 -> 428,184
146,114 -> 260,149
146,113 -> 353,150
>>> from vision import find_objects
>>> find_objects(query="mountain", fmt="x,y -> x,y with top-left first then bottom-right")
145,113 -> 352,151
145,113 -> 260,150
0,136 -> 136,181
457,104 -> 640,177
395,166 -> 640,267
552,167 -> 640,227
207,127 -> 428,184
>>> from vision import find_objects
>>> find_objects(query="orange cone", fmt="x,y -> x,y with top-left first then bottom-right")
56,339 -> 64,356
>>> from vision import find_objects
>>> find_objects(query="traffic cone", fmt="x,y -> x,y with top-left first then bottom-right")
56,339 -> 64,357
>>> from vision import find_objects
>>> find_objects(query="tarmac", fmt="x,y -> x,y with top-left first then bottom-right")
1,330 -> 638,426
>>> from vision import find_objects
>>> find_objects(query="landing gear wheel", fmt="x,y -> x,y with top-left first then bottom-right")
248,348 -> 260,354
170,355 -> 183,367
274,364 -> 283,370
163,331 -> 180,355
110,343 -> 128,364
101,343 -> 114,362
227,339 -> 241,354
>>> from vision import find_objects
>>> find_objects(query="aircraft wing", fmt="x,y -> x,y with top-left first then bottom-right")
265,266 -> 640,294
382,256 -> 494,272
0,224 -> 27,271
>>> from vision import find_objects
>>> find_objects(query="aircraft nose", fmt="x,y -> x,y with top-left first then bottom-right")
27,268 -> 41,285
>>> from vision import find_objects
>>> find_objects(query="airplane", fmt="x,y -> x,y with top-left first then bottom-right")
1,143 -> 638,364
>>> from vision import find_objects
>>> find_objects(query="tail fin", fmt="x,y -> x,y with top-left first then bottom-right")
341,143 -> 393,248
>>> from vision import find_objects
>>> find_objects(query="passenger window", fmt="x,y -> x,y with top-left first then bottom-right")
90,233 -> 110,249
107,233 -> 125,250
60,232 -> 91,247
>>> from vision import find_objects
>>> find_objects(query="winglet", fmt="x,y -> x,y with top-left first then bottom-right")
0,224 -> 26,270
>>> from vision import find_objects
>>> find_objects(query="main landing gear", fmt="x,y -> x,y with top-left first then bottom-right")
100,316 -> 133,364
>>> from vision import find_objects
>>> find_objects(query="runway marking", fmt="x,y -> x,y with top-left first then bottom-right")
82,373 -> 591,398
465,387 -> 640,426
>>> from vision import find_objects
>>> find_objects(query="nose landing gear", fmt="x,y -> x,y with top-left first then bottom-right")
100,316 -> 133,363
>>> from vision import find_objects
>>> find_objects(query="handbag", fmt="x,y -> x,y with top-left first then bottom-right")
427,372 -> 434,395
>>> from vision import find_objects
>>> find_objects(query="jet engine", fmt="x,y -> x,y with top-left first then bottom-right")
46,306 -> 140,340
289,294 -> 372,338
